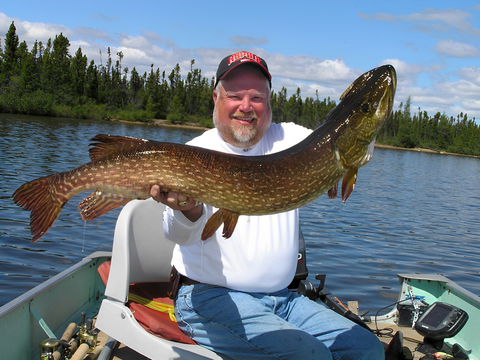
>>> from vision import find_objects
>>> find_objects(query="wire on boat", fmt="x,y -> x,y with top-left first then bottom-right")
372,299 -> 411,338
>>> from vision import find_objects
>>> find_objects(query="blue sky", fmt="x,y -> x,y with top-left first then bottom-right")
1,1 -> 479,121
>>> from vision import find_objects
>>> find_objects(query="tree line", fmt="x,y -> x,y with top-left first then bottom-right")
1,22 -> 479,156
0,21 -> 335,129
379,97 -> 480,156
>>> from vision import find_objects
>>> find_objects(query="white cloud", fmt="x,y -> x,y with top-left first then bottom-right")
358,12 -> 396,22
116,46 -> 153,67
381,59 -> 425,87
118,33 -> 151,49
1,17 -> 72,45
407,8 -> 480,36
399,73 -> 480,118
141,30 -> 163,44
362,7 -> 480,36
75,26 -> 114,43
268,54 -> 356,85
1,10 -> 479,121
70,39 -> 91,49
273,77 -> 338,101
164,38 -> 176,49
435,39 -> 480,58
456,66 -> 480,86
228,36 -> 268,46
462,99 -> 480,112
92,14 -> 119,23
357,6 -> 480,119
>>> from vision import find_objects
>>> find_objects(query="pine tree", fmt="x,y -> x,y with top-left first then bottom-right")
2,21 -> 20,82
71,47 -> 87,99
85,60 -> 99,102
1,26 -> 478,155
129,66 -> 142,105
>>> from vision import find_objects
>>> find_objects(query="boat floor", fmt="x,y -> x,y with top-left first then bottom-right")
96,331 -> 148,360
96,323 -> 425,360
375,324 -> 424,360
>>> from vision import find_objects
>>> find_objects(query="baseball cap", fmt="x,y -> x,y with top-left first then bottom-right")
214,51 -> 272,88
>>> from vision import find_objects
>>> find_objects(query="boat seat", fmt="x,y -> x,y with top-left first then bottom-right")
96,198 -> 224,359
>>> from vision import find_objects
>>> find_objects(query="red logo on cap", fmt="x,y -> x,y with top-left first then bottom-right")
228,52 -> 261,66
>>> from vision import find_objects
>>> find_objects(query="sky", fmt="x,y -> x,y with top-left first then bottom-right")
1,1 -> 480,121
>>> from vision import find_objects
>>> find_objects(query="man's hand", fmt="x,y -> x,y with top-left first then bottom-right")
150,185 -> 203,222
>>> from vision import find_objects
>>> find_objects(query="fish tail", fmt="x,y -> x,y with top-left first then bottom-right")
12,174 -> 69,242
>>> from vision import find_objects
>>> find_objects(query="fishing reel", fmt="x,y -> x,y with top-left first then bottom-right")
79,318 -> 98,351
39,338 -> 59,360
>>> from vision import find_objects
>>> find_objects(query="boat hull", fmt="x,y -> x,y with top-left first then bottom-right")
0,252 -> 109,359
1,255 -> 478,360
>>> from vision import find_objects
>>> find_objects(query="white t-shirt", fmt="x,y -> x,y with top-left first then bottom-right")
164,122 -> 312,293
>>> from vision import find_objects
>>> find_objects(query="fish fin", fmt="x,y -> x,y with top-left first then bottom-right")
12,174 -> 67,242
89,134 -> 153,161
221,210 -> 240,239
201,209 -> 224,240
328,182 -> 338,199
341,168 -> 358,203
79,190 -> 131,220
201,209 -> 240,241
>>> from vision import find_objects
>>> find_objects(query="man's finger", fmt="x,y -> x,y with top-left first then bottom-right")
149,185 -> 159,199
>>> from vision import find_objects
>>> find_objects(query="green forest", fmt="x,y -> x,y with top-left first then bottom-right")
1,22 -> 479,156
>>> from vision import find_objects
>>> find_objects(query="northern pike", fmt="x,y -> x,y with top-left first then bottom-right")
13,65 -> 396,242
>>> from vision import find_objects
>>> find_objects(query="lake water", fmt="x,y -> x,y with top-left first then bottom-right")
1,113 -> 479,314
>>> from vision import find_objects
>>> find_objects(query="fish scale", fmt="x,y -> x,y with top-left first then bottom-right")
12,65 -> 396,242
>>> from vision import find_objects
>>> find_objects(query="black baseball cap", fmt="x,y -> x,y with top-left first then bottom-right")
214,51 -> 272,88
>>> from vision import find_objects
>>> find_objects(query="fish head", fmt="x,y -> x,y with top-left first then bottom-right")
333,64 -> 396,168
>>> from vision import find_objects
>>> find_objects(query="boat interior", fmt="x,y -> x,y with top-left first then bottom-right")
1,198 -> 478,360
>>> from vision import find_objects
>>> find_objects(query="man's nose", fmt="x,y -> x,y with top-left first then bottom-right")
239,96 -> 252,111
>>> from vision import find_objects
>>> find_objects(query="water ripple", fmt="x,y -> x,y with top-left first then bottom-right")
1,114 -> 479,312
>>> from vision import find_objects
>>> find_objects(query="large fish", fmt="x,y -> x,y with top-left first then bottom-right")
13,65 -> 396,242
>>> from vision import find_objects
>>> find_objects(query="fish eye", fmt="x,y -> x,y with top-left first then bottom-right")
361,103 -> 370,113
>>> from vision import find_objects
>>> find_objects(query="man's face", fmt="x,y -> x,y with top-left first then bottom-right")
213,66 -> 272,148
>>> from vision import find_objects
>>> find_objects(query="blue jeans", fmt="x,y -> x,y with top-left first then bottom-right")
175,284 -> 384,360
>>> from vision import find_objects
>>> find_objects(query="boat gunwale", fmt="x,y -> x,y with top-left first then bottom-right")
0,251 -> 111,317
398,273 -> 480,306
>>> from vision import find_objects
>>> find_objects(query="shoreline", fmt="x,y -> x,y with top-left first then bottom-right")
105,117 -> 211,131
374,143 -> 479,158
105,117 -> 479,159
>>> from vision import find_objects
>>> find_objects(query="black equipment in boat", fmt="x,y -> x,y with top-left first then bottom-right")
414,302 -> 468,340
415,301 -> 469,352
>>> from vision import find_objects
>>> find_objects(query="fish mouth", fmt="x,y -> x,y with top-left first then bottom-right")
330,64 -> 397,169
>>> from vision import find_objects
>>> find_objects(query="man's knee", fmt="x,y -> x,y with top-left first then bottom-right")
250,329 -> 333,360
352,326 -> 385,360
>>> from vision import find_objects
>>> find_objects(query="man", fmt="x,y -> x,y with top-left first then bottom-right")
150,51 -> 384,359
